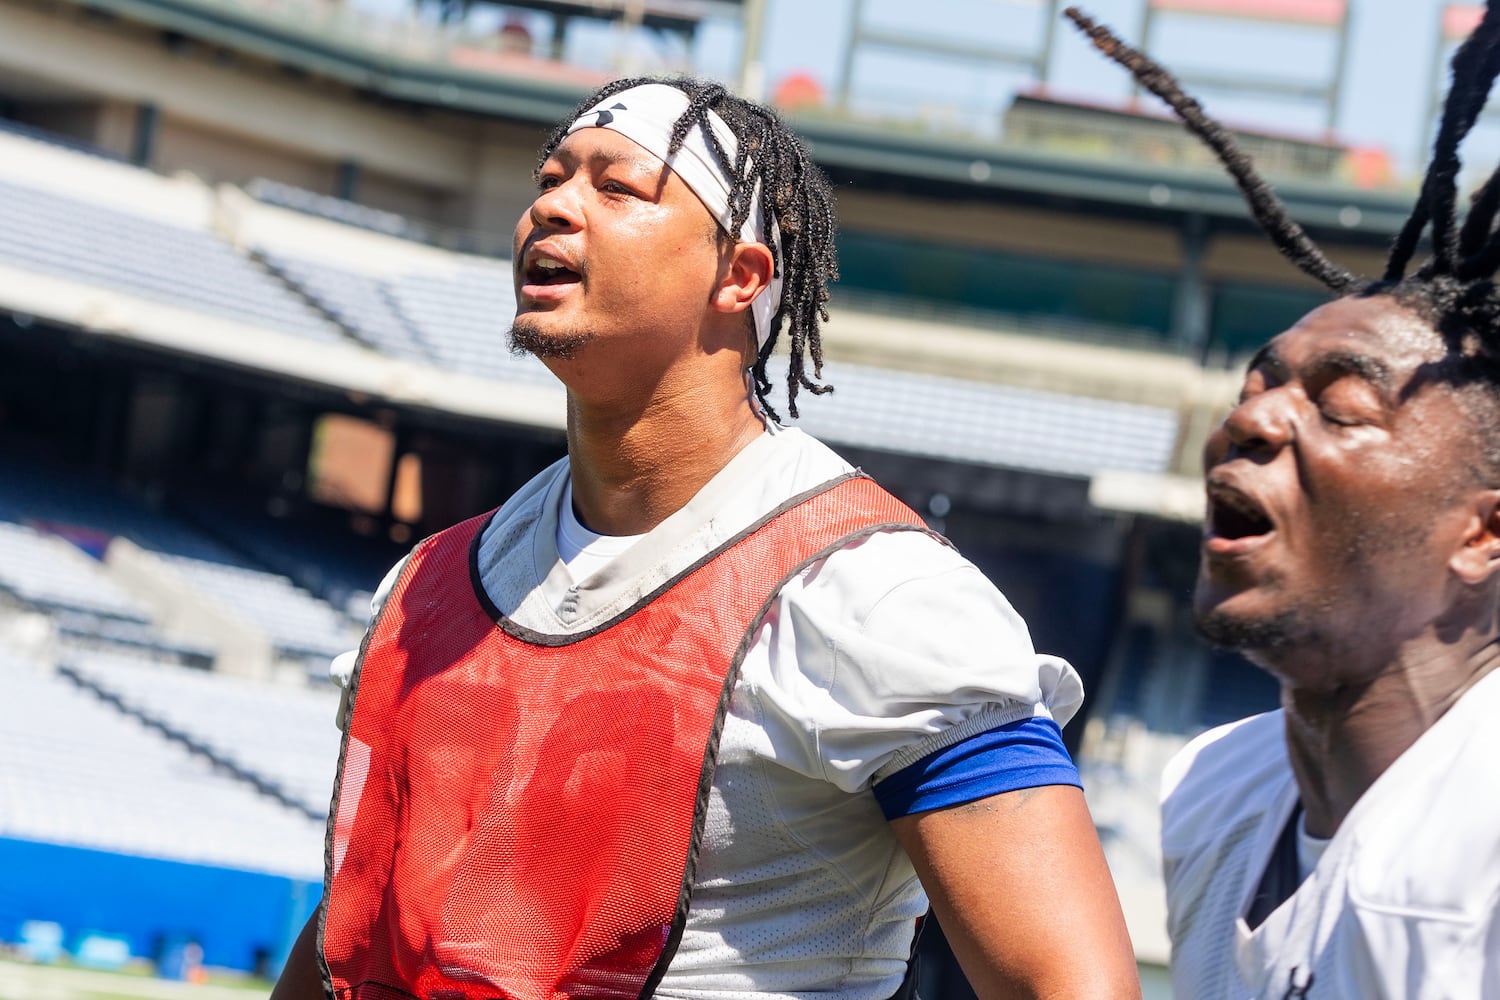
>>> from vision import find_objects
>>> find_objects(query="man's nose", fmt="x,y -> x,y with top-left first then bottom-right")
529,178 -> 583,231
1207,389 -> 1295,464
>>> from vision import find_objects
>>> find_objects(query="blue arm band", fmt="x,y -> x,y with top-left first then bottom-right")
872,716 -> 1081,821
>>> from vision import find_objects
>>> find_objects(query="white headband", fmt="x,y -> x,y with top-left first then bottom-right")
566,83 -> 782,350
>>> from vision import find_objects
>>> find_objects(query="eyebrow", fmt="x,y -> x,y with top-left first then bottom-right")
550,145 -> 664,175
1246,343 -> 1396,401
1308,351 -> 1395,398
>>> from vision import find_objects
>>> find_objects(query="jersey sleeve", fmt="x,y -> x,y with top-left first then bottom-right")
749,528 -> 1085,796
871,716 -> 1080,819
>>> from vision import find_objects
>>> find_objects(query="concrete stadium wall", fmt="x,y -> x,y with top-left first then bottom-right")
104,539 -> 275,679
0,836 -> 319,973
0,0 -> 544,229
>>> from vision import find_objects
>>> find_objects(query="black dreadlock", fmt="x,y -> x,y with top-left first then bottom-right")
535,76 -> 839,421
1062,7 -> 1357,293
1065,3 -> 1500,479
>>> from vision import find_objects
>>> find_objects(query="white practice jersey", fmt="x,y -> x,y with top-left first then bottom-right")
1161,668 -> 1500,1000
336,425 -> 1083,1000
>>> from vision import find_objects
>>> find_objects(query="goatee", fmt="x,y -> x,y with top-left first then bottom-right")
1194,607 -> 1303,654
509,320 -> 596,360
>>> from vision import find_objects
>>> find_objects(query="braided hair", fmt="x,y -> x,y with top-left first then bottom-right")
536,76 -> 839,421
1065,3 -> 1500,475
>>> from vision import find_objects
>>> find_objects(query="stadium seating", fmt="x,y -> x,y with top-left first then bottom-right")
256,249 -> 434,362
0,111 -> 1184,481
0,651 -> 324,878
766,356 -> 1179,479
0,520 -> 150,623
0,177 -> 336,342
259,248 -> 557,385
250,249 -> 1178,478
0,458 -> 235,563
0,455 -> 361,662
64,652 -> 341,820
154,555 -> 357,662
384,266 -> 555,384
168,496 -> 398,617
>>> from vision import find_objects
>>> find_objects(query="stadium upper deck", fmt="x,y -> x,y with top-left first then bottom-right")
0,111 -> 1184,488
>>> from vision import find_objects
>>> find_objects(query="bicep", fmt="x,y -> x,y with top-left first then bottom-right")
890,785 -> 1140,1000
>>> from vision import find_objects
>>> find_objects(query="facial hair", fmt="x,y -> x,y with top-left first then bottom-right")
508,319 -> 596,360
1194,607 -> 1305,654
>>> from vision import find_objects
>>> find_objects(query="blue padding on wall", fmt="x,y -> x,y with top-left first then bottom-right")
0,837 -> 319,974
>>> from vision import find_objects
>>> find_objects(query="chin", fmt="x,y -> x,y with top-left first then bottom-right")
1193,605 -> 1303,654
1192,575 -> 1303,651
508,320 -> 596,360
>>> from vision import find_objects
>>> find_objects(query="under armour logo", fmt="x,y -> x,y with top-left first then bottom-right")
592,102 -> 628,126
1282,967 -> 1314,998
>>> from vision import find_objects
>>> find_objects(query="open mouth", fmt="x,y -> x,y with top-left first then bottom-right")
1207,484 -> 1273,542
524,256 -> 581,287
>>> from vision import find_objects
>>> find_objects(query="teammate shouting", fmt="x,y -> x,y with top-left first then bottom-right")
1070,6 -> 1500,996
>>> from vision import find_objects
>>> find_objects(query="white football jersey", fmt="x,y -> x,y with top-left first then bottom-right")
337,425 -> 1084,1000
1161,668 -> 1500,999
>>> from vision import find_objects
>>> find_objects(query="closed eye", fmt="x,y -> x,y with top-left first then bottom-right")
1314,377 -> 1384,428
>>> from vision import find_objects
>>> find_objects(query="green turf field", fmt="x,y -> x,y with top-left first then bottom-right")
0,959 -> 269,1000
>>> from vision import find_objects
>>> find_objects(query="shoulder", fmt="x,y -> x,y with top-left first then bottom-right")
1346,671 -> 1500,919
813,533 -> 1075,716
789,529 -> 1028,658
741,425 -> 856,505
1161,711 -> 1289,857
762,423 -> 855,471
765,527 -> 1084,767
810,530 -> 1020,641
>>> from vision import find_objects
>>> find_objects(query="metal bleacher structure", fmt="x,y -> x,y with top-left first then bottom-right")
0,649 -> 327,880
1136,0 -> 1351,134
0,441 -> 355,886
0,118 -> 1188,482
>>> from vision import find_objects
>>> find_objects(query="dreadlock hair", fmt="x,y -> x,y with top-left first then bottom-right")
535,76 -> 839,421
1063,7 -> 1358,293
1065,3 -> 1500,479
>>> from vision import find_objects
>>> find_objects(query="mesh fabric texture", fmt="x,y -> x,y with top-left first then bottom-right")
321,475 -> 925,1000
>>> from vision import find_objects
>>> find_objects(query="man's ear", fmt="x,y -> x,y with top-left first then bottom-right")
1451,490 -> 1500,585
712,241 -> 774,316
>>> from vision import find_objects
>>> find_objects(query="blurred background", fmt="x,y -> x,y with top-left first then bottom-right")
0,0 -> 1481,997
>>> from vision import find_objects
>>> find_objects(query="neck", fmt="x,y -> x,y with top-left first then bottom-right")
564,367 -> 764,537
1280,634 -> 1500,838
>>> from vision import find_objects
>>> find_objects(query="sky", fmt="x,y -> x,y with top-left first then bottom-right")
423,0 -> 1497,187
663,0 -> 1494,185
747,0 -> 1492,184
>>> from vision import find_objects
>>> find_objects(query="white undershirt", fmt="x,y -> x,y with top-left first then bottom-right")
555,481 -> 645,581
1296,810 -> 1331,880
